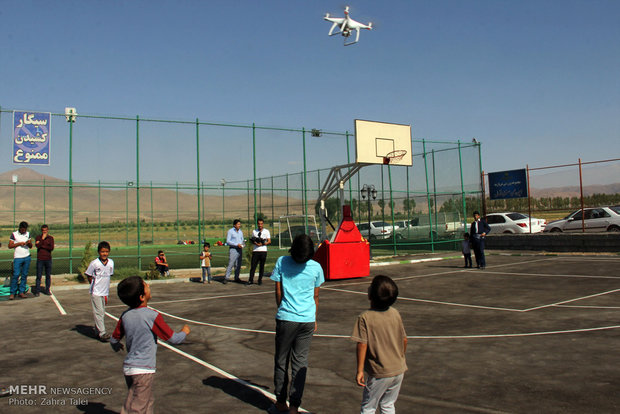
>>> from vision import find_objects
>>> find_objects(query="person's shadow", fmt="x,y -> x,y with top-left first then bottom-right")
203,376 -> 273,411
76,402 -> 118,413
72,324 -> 100,340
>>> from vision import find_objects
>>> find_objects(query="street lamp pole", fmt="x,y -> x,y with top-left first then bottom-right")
65,107 -> 77,273
360,184 -> 377,259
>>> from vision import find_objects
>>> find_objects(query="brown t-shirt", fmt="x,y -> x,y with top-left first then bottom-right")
351,307 -> 408,378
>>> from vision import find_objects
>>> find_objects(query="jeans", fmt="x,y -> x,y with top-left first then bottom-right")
225,248 -> 242,280
274,320 -> 315,408
11,256 -> 31,295
36,259 -> 52,293
360,373 -> 404,414
463,253 -> 472,268
201,266 -> 211,282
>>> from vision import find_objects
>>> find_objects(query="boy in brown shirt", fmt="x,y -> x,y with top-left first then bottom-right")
352,275 -> 408,414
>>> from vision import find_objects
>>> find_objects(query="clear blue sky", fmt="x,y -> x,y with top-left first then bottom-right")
1,0 -> 619,184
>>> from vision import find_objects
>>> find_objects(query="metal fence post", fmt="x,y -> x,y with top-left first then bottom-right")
175,181 -> 179,242
125,182 -> 129,246
69,119 -> 74,272
98,180 -> 102,242
136,115 -> 141,269
43,177 -> 46,223
196,118 -> 201,247
457,141 -> 467,230
302,128 -> 308,232
388,164 -> 396,255
422,140 -> 434,252
150,181 -> 154,243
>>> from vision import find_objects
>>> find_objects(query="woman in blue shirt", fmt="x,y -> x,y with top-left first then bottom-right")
270,234 -> 325,414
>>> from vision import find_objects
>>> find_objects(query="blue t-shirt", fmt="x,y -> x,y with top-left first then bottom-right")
270,256 -> 325,323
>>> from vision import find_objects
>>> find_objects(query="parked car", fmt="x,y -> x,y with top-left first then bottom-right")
395,213 -> 465,240
484,212 -> 546,234
543,206 -> 620,233
357,221 -> 399,240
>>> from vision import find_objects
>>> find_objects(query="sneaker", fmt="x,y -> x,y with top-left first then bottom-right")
99,333 -> 111,342
257,281 -> 262,286
9,294 -> 14,300
34,292 -> 40,297
222,279 -> 228,284
18,293 -> 27,299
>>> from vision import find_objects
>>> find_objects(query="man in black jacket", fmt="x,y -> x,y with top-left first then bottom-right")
470,211 -> 491,269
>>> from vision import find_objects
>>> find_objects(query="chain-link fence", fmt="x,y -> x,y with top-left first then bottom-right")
483,158 -> 620,232
0,108 -> 482,275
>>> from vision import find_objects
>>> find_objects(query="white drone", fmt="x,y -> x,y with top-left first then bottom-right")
324,6 -> 373,46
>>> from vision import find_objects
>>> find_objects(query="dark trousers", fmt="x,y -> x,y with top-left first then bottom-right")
463,253 -> 472,268
274,320 -> 315,408
471,236 -> 486,268
35,259 -> 52,293
249,251 -> 267,283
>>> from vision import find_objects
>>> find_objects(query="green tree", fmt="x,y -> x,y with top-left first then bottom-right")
77,242 -> 95,282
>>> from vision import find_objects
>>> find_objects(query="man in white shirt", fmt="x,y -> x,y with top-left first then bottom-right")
8,221 -> 33,300
248,219 -> 271,285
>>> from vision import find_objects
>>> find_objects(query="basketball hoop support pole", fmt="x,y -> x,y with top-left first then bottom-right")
316,162 -> 370,241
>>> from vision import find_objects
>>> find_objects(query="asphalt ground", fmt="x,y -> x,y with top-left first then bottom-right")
1,252 -> 620,413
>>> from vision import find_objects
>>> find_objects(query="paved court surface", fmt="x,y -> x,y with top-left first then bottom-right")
1,253 -> 620,413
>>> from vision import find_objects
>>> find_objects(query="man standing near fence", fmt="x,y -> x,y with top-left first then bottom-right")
470,211 -> 491,269
8,221 -> 33,300
248,218 -> 271,286
34,224 -> 54,296
224,219 -> 244,284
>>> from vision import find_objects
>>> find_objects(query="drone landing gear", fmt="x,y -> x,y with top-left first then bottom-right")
343,29 -> 360,46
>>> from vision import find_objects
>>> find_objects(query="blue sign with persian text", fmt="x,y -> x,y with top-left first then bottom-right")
488,169 -> 528,200
13,111 -> 51,165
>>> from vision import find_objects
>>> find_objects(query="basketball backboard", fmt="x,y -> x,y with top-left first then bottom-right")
354,119 -> 412,166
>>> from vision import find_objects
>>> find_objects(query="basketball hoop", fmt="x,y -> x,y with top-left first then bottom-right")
382,149 -> 407,165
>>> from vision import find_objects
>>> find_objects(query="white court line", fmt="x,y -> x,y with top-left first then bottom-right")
482,271 -> 620,280
145,308 -> 620,340
323,287 -> 524,313
523,288 -> 620,312
153,307 -> 351,339
555,305 -> 620,309
408,325 -> 620,339
106,290 -> 272,308
50,292 -> 67,315
105,311 -> 310,413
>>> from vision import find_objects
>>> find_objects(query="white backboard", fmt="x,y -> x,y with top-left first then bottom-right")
354,119 -> 413,166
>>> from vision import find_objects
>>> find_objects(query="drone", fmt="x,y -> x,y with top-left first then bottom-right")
324,6 -> 373,46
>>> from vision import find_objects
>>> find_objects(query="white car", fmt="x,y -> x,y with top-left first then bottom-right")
484,212 -> 546,234
543,206 -> 620,233
357,221 -> 399,240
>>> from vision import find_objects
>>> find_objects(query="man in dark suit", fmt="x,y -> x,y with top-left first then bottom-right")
470,211 -> 491,269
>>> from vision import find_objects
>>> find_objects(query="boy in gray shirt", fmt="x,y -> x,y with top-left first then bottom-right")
111,276 -> 190,413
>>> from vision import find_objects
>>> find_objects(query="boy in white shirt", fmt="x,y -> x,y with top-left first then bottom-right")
85,241 -> 114,342
8,221 -> 33,300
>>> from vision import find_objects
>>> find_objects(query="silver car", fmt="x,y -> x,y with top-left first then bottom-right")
484,212 -> 546,234
357,221 -> 399,240
543,206 -> 620,233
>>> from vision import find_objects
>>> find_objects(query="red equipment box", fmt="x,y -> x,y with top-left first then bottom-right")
314,205 -> 370,280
